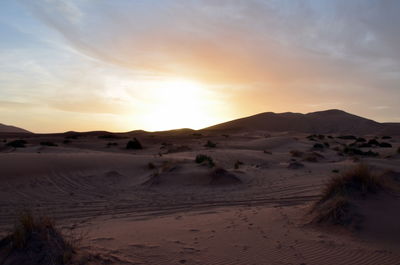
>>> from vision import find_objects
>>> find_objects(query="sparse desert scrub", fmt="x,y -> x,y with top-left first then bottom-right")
40,141 -> 58,146
311,164 -> 384,225
320,164 -> 383,202
106,142 -> 118,147
337,135 -> 357,140
148,162 -> 156,170
398,147 -> 400,154
204,140 -> 216,148
6,139 -> 27,148
343,146 -> 379,157
379,142 -> 392,148
126,138 -> 143,150
312,143 -> 324,150
195,154 -> 215,167
0,211 -> 76,265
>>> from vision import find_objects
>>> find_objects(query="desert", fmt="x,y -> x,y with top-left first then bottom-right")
1,110 -> 400,264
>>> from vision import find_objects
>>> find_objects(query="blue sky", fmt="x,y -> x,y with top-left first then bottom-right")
1,0 -> 399,132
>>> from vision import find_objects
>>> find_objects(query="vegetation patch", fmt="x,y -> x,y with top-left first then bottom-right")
195,154 -> 215,167
6,140 -> 27,148
311,164 -> 386,226
337,135 -> 357,140
126,138 -> 143,150
0,211 -> 76,265
40,141 -> 58,147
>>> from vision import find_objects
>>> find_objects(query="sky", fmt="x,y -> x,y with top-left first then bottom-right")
0,0 -> 399,133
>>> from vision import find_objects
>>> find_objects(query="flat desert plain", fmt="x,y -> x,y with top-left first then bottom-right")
0,129 -> 399,264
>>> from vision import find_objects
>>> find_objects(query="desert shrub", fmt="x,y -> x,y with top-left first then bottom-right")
106,142 -> 118,147
327,135 -> 333,139
337,135 -> 357,140
311,164 -> 385,225
0,211 -> 76,265
312,196 -> 352,225
126,138 -> 143,150
263,150 -> 272,155
320,164 -> 382,202
192,133 -> 203,137
222,134 -> 230,138
313,143 -> 324,149
6,140 -> 27,148
367,139 -> 379,146
355,137 -> 366,142
379,142 -> 392,148
234,160 -> 244,169
40,141 -> 58,147
398,147 -> 400,154
204,140 -> 216,148
332,169 -> 339,173
195,154 -> 215,167
343,147 -> 379,157
62,140 -> 71,144
317,134 -> 325,140
288,161 -> 304,169
323,142 -> 330,148
290,150 -> 304,157
382,136 -> 392,140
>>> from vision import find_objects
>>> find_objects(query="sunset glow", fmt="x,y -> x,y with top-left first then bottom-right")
1,1 -> 400,132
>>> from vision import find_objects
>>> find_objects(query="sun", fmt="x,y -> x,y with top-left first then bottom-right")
140,79 -> 216,131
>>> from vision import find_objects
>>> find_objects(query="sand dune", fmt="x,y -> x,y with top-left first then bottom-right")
204,109 -> 399,135
0,114 -> 400,264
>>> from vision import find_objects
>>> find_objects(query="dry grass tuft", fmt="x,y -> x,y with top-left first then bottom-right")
320,164 -> 382,202
0,211 -> 77,265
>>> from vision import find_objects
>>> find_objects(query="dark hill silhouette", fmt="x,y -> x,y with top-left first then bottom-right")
0,123 -> 30,133
203,109 -> 398,135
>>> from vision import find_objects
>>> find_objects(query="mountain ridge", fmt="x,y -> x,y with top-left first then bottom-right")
203,109 -> 398,135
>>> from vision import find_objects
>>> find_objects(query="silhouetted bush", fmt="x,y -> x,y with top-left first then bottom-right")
337,135 -> 357,140
343,147 -> 378,157
382,136 -> 392,140
355,137 -> 366,142
6,140 -> 27,148
204,140 -> 216,148
195,154 -> 215,167
40,141 -> 58,147
0,211 -> 76,265
313,143 -> 324,149
62,140 -> 71,144
367,139 -> 379,146
126,138 -> 143,150
379,142 -> 392,148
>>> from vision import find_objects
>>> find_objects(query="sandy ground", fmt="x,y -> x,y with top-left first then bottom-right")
0,130 -> 399,264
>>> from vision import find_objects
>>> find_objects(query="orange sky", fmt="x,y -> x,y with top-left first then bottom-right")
1,1 -> 399,132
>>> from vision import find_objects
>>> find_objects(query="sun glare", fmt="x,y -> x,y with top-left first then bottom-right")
140,79 -> 216,131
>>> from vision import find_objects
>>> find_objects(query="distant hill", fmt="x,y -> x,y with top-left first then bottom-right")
203,109 -> 399,135
0,123 -> 31,133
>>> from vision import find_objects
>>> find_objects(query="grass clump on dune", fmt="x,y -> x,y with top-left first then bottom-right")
0,211 -> 76,265
195,154 -> 215,168
126,137 -> 143,150
312,164 -> 384,225
320,164 -> 382,202
6,140 -> 27,148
